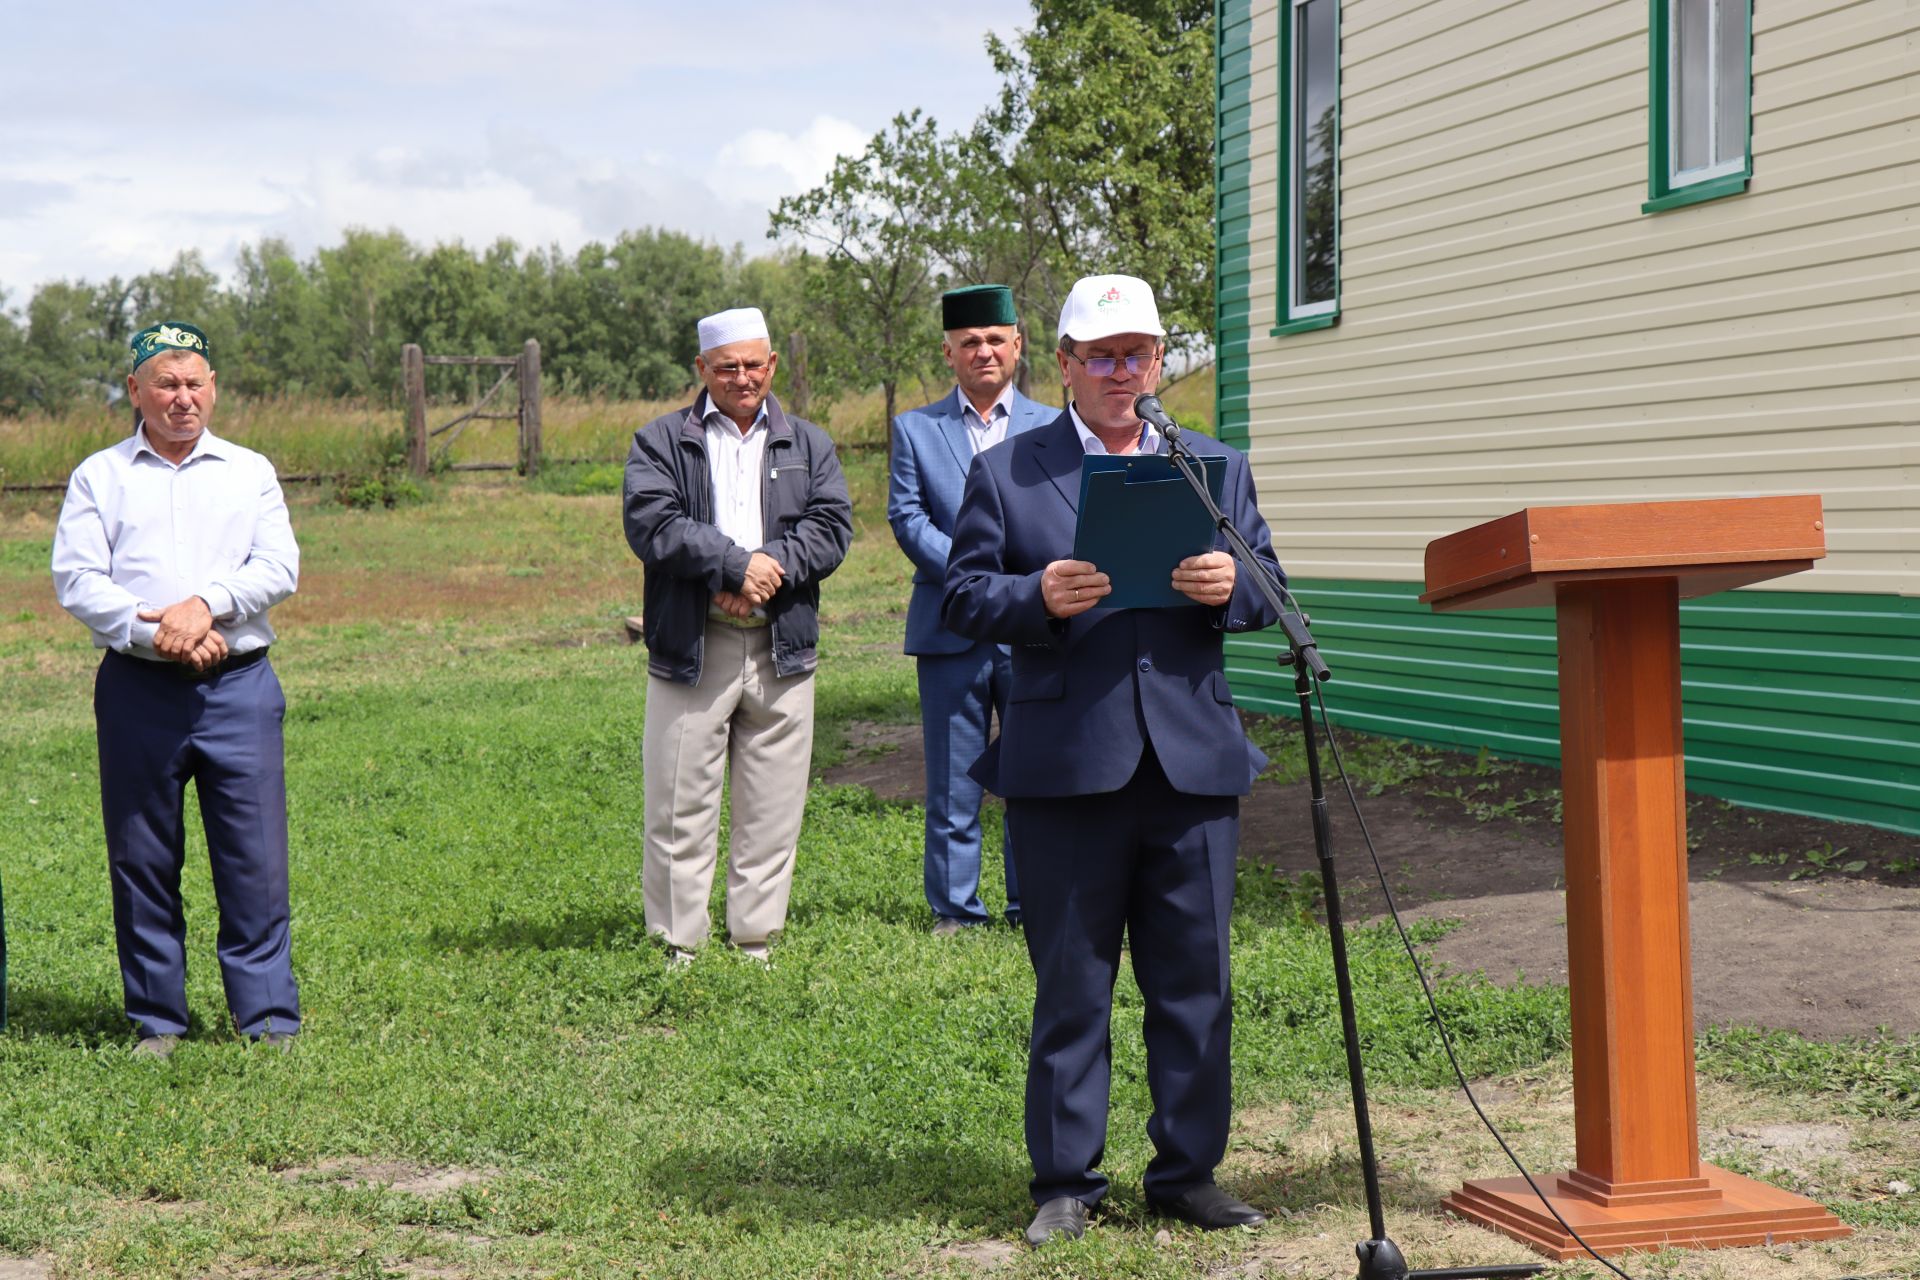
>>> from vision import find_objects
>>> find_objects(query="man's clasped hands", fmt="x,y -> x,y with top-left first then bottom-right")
137,596 -> 227,671
711,550 -> 785,619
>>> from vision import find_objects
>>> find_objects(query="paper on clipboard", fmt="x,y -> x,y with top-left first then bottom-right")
1071,453 -> 1227,609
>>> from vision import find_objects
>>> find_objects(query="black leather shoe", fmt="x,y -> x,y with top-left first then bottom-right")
1024,1196 -> 1090,1246
1147,1183 -> 1266,1229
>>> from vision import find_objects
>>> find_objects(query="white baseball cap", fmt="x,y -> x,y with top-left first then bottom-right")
1056,274 -> 1165,343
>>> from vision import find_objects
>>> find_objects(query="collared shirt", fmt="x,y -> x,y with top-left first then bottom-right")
702,394 -> 771,552
1069,402 -> 1164,456
51,426 -> 299,659
958,383 -> 1015,456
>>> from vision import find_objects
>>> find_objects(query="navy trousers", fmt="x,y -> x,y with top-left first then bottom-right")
94,650 -> 299,1039
918,642 -> 1020,924
1008,744 -> 1238,1206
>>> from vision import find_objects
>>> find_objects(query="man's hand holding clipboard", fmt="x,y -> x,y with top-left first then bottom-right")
1046,453 -> 1236,614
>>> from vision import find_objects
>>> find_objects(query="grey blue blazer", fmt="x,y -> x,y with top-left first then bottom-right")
888,386 -> 1056,655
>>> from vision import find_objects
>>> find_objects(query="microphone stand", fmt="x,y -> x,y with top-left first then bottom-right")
1155,410 -> 1542,1280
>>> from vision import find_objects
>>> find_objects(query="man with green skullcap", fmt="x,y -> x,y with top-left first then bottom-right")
887,285 -> 1056,934
51,321 -> 303,1058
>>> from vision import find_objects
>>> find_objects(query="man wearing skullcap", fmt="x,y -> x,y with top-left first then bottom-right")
51,322 -> 303,1058
944,276 -> 1283,1243
623,308 -> 852,963
888,285 -> 1054,935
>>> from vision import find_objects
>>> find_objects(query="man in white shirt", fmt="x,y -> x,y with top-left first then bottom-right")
51,321 -> 302,1058
887,285 -> 1055,934
622,308 -> 853,963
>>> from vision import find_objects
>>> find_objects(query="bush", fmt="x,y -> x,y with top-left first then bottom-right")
334,470 -> 425,510
532,460 -> 624,497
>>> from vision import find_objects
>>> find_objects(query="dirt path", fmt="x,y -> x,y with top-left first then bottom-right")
824,718 -> 1920,1041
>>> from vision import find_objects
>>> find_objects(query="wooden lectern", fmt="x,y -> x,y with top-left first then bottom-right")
1420,495 -> 1850,1260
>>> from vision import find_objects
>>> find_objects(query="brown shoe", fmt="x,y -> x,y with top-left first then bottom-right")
133,1034 -> 180,1059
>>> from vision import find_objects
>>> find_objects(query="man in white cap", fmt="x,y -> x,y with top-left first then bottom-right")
623,308 -> 852,963
944,276 -> 1284,1244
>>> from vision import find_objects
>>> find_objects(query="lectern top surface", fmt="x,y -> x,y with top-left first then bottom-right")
1421,495 -> 1825,612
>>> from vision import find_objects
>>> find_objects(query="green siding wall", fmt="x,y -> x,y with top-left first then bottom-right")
1215,0 -> 1256,446
1212,4 -> 1918,837
1224,581 -> 1920,835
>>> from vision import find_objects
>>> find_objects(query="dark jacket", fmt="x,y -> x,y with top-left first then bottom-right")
942,411 -> 1281,798
623,392 -> 853,685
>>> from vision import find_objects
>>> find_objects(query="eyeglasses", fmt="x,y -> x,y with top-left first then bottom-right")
1062,350 -> 1157,378
709,360 -> 772,380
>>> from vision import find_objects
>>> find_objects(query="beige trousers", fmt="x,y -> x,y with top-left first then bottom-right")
642,621 -> 815,949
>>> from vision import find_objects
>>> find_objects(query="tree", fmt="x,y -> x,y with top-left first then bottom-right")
769,112 -> 951,430
22,278 -> 128,411
0,291 -> 33,415
129,251 -> 231,338
311,228 -> 416,398
228,238 -> 325,396
983,0 -> 1217,353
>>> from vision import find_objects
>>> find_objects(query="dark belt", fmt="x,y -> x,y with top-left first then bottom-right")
110,646 -> 269,680
706,608 -> 770,630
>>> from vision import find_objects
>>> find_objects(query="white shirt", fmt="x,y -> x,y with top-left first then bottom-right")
959,383 -> 1015,456
1069,403 -> 1163,456
51,427 -> 299,659
702,395 -> 771,552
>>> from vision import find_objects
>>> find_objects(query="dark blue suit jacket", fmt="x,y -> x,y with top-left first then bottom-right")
941,411 -> 1283,799
889,387 -> 1056,655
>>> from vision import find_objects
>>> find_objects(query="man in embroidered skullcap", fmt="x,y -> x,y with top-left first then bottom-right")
887,285 -> 1055,936
51,321 -> 303,1058
623,307 -> 852,964
944,275 -> 1283,1244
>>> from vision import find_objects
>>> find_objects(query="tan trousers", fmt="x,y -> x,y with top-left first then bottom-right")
642,621 -> 815,949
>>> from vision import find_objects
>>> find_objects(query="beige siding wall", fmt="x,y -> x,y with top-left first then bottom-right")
1239,0 -> 1918,594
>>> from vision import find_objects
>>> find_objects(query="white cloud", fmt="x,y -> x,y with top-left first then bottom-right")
0,1 -> 1035,293
709,116 -> 871,212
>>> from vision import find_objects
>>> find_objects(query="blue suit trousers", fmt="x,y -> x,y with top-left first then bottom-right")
1009,744 -> 1237,1206
918,642 -> 1020,924
95,650 -> 300,1039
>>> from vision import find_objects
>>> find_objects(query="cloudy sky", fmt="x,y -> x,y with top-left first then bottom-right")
1,1 -> 1032,295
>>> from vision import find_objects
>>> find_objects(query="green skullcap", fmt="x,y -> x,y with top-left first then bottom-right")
942,284 -> 1017,330
130,321 -> 212,371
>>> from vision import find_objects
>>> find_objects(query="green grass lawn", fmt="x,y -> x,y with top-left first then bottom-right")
0,454 -> 1909,1279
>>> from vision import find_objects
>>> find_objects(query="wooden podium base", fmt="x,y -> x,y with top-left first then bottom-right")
1442,1163 -> 1850,1261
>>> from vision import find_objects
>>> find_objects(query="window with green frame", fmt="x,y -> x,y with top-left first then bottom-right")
1274,0 -> 1338,335
1645,0 -> 1752,213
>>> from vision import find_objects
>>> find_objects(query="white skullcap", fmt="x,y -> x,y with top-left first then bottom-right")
1056,274 -> 1165,343
697,307 -> 770,353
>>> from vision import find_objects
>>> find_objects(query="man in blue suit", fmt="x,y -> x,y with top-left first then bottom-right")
889,285 -> 1055,934
944,275 -> 1282,1246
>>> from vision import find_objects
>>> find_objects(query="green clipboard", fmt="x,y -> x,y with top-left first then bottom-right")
1071,453 -> 1226,609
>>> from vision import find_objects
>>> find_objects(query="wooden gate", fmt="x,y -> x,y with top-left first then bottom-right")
401,340 -> 543,478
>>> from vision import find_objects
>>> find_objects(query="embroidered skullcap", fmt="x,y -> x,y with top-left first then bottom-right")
697,307 -> 770,353
130,321 -> 212,371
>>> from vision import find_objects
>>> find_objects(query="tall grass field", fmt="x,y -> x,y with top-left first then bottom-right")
0,369 -> 1222,490
0,396 -> 1911,1278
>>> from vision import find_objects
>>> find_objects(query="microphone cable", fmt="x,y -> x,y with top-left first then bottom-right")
1311,689 -> 1878,1280
1306,678 -> 1639,1278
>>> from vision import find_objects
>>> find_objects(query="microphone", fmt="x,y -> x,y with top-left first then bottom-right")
1132,393 -> 1182,439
